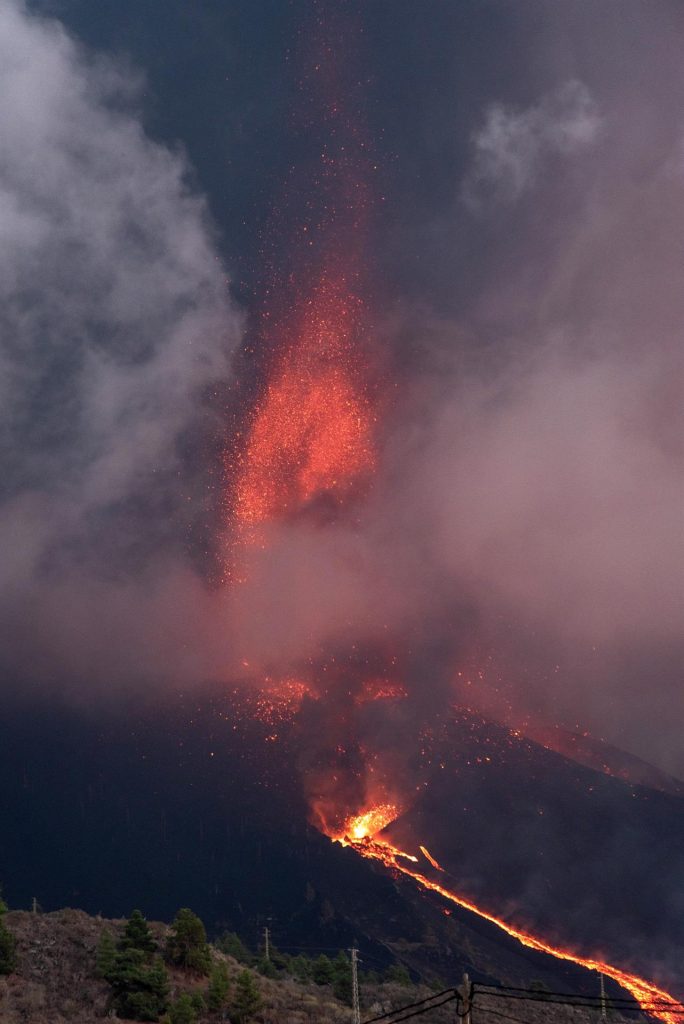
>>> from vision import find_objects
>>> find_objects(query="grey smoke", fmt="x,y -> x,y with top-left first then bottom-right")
462,80 -> 601,207
0,0 -> 241,693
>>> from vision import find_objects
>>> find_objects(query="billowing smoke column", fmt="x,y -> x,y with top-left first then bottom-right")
223,1 -> 684,788
221,1 -> 684,1008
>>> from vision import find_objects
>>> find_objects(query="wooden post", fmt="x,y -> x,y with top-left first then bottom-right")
459,972 -> 473,1024
350,947 -> 361,1024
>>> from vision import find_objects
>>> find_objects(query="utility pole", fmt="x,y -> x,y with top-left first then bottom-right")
600,973 -> 607,1020
458,973 -> 473,1024
350,946 -> 361,1024
31,896 -> 37,914
263,926 -> 270,962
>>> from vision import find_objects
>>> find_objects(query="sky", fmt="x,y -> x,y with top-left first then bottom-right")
1,0 -> 682,776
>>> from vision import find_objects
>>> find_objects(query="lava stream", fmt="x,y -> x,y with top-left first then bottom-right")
330,816 -> 682,1024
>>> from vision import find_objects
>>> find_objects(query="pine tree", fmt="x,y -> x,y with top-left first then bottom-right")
166,908 -> 211,975
312,953 -> 335,985
96,928 -> 117,979
0,889 -> 16,977
121,909 -> 157,954
290,953 -> 312,983
256,955 -> 277,978
216,931 -> 252,964
207,962 -> 231,1011
332,951 -> 352,1005
168,992 -> 197,1024
385,963 -> 411,986
109,951 -> 169,1021
106,912 -> 168,1021
231,969 -> 263,1023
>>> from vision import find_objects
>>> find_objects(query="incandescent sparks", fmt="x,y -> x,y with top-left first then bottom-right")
231,275 -> 375,533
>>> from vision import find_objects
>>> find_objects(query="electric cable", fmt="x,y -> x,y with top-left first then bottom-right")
367,992 -> 460,1024
361,989 -> 458,1024
477,1006 -> 530,1024
476,991 -> 684,1016
479,985 -> 684,1009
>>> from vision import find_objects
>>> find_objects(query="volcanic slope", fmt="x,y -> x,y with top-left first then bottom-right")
1,692 -> 682,1001
380,707 -> 684,995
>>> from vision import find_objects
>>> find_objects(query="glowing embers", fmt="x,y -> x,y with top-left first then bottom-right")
233,275 -> 375,531
342,802 -> 400,841
355,679 -> 408,705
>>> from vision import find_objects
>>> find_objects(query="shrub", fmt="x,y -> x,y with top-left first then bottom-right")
312,953 -> 335,985
385,964 -> 411,986
207,961 -> 231,1011
216,930 -> 252,964
231,968 -> 263,1023
168,992 -> 197,1024
0,897 -> 16,977
96,928 -> 117,979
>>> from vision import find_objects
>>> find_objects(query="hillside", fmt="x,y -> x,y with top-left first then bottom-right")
0,908 -> 633,1024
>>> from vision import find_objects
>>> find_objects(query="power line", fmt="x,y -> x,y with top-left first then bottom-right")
478,1007 -> 530,1024
477,991 -> 684,1016
367,993 -> 459,1024
361,989 -> 457,1024
479,984 -> 684,1009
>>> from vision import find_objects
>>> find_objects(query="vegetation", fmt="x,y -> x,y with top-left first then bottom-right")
216,930 -> 252,964
312,952 -> 336,985
102,910 -> 169,1021
167,991 -> 198,1024
166,908 -> 212,975
121,909 -> 158,954
231,968 -> 263,1023
0,888 -> 17,976
96,928 -> 116,978
0,894 -> 436,1024
385,963 -> 412,986
207,961 -> 231,1011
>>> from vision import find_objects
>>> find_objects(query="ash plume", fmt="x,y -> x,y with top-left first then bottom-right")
227,6 -> 684,779
0,0 -> 681,786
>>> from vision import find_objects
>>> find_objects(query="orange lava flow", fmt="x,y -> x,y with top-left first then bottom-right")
419,845 -> 444,872
233,273 -> 375,530
329,812 -> 683,1024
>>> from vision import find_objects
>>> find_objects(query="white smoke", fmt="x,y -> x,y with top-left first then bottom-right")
0,0 -> 241,693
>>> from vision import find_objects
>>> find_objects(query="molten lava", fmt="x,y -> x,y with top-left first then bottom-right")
233,273 -> 375,532
344,804 -> 402,842
326,805 -> 683,1024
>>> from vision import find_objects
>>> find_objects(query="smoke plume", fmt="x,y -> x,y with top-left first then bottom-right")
0,0 -> 241,695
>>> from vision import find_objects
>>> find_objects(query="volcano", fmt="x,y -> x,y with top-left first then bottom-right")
2,690 -> 682,1008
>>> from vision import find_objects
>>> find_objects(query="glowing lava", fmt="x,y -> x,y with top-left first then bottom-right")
344,803 -> 403,842
326,807 -> 683,1024
233,272 -> 375,531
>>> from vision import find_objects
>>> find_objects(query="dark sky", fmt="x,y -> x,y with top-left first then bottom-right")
1,0 -> 682,776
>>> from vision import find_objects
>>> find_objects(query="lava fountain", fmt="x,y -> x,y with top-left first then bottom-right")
223,7 -> 682,1022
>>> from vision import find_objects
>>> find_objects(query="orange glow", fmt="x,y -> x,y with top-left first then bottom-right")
355,679 -> 409,705
341,803 -> 402,841
419,845 -> 444,871
324,820 -> 682,1024
233,273 -> 375,531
